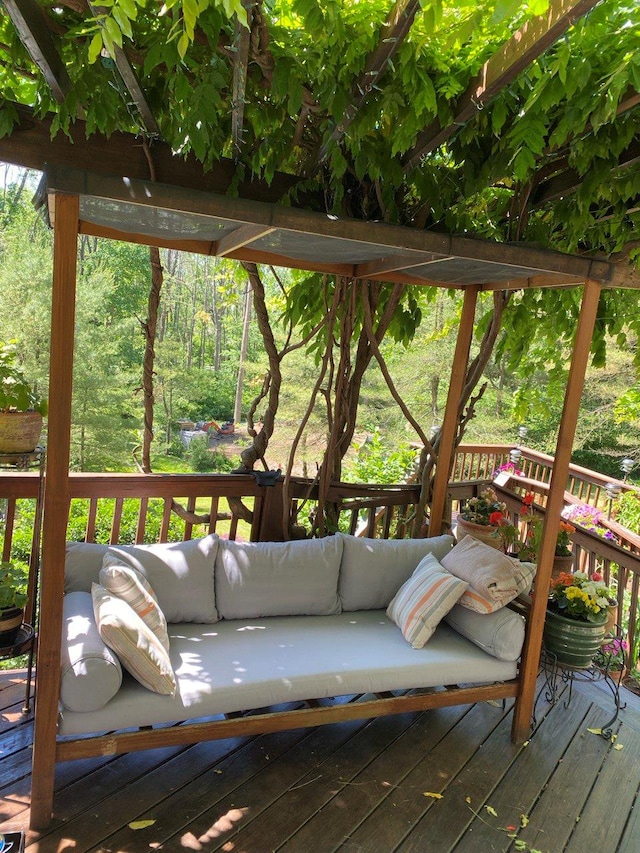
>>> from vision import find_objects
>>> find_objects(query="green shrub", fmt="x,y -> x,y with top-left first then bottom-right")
614,490 -> 640,534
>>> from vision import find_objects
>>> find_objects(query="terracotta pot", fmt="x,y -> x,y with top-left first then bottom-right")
455,517 -> 501,549
551,553 -> 573,582
0,605 -> 24,646
543,608 -> 608,669
0,411 -> 43,454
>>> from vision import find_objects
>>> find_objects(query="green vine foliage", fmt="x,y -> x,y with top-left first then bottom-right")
0,0 -> 639,411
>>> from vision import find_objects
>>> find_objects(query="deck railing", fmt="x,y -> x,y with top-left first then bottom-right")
1,460 -> 638,671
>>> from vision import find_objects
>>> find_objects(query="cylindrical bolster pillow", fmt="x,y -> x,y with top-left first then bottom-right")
60,591 -> 123,712
443,604 -> 525,662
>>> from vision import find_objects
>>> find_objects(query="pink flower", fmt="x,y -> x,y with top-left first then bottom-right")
591,572 -> 603,582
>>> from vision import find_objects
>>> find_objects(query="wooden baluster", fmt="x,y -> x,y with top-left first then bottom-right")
136,497 -> 148,544
110,497 -> 123,544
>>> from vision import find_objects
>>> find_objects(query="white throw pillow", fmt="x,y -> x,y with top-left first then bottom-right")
99,559 -> 170,651
386,553 -> 468,649
92,583 -> 177,696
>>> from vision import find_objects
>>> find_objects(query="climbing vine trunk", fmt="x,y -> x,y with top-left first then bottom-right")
234,283 -> 252,425
140,245 -> 163,473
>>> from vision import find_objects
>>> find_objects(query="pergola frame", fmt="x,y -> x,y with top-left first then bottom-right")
28,166 -> 609,829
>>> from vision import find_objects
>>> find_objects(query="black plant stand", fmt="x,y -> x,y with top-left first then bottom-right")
533,642 -> 627,741
0,447 -> 45,713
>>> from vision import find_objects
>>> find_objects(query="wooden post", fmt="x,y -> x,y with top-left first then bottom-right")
511,279 -> 602,742
429,284 -> 479,536
30,193 -> 79,829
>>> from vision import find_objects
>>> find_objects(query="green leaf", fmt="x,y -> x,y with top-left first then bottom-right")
177,31 -> 190,59
88,32 -> 103,64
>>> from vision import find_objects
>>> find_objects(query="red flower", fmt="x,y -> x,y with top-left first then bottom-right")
489,511 -> 504,525
522,492 -> 535,506
591,571 -> 603,582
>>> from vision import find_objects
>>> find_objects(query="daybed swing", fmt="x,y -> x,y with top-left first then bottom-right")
29,163 -> 614,829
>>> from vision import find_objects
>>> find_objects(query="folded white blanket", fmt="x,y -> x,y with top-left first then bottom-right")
441,536 -> 523,613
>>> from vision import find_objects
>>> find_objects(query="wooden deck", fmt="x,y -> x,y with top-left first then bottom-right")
1,670 -> 639,853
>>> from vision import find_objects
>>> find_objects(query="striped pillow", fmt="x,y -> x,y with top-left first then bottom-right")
92,583 -> 177,696
100,558 -> 170,651
386,554 -> 468,649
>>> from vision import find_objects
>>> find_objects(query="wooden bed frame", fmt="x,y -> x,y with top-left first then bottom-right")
27,184 -> 607,829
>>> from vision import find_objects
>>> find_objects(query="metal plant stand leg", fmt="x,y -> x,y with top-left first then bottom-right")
533,644 -> 627,740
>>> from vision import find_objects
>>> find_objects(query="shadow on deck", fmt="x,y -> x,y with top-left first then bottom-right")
1,670 -> 639,853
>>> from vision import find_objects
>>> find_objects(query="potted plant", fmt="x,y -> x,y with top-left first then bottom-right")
0,561 -> 28,646
544,571 -> 614,668
456,486 -> 507,549
518,494 -> 575,575
595,635 -> 629,683
0,340 -> 47,453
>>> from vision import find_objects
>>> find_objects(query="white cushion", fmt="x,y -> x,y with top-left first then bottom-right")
65,536 -> 219,623
60,591 -> 123,712
338,533 -> 455,611
92,583 -> 177,696
99,560 -> 170,650
58,611 -> 519,736
215,536 -> 343,619
444,604 -> 526,661
386,554 -> 468,648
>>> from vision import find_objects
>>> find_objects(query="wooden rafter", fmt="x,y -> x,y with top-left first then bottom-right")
532,136 -> 640,206
402,0 -> 601,170
231,1 -> 253,160
3,0 -> 72,102
89,3 -> 160,138
309,0 -> 422,171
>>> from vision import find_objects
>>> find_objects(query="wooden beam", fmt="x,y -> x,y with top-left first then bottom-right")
353,250 -> 446,279
48,165 -> 613,284
532,137 -> 640,206
231,1 -> 252,160
403,0 -> 601,169
311,0 -> 421,169
511,279 -> 602,742
215,223 -> 276,256
429,285 -> 479,536
0,103 -> 303,206
3,0 -> 72,103
30,192 -> 79,830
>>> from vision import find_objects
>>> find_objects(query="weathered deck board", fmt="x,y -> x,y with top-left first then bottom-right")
0,671 -> 638,853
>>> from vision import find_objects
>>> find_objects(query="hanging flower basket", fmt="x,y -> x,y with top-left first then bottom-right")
543,609 -> 608,669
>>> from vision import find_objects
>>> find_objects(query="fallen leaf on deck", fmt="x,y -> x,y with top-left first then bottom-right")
129,820 -> 156,830
465,796 -> 472,804
520,814 -> 530,828
485,805 -> 498,817
423,791 -> 443,799
614,743 -> 624,751
587,727 -> 602,735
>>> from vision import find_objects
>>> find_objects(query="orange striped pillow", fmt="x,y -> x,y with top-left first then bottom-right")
386,554 -> 468,649
92,583 -> 177,696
